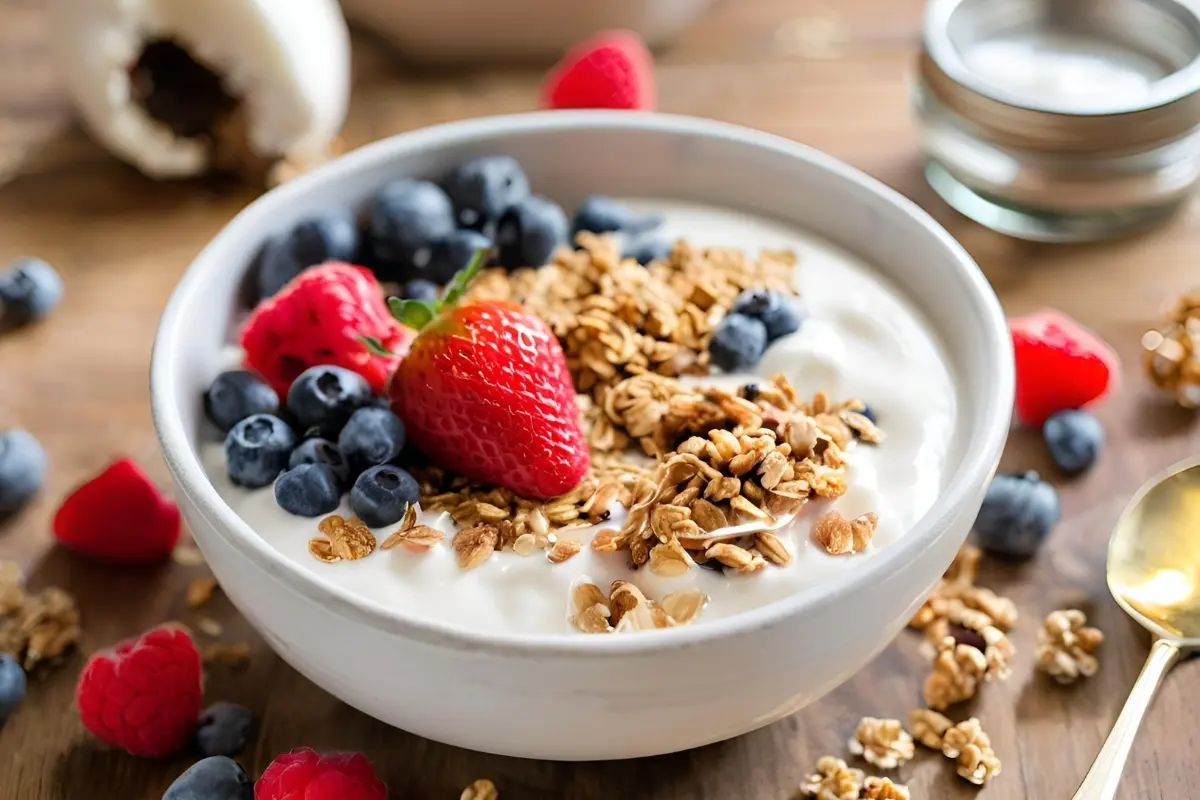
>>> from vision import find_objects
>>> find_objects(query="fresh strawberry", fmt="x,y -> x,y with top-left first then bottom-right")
386,252 -> 589,499
53,458 -> 181,563
1010,308 -> 1120,426
241,262 -> 412,398
540,30 -> 656,111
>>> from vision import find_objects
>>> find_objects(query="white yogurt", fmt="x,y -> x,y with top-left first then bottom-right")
201,201 -> 959,636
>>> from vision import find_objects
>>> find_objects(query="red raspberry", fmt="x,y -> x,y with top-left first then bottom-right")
255,747 -> 387,800
540,30 -> 656,111
76,625 -> 202,758
241,262 -> 413,398
53,458 -> 181,563
1010,308 -> 1120,426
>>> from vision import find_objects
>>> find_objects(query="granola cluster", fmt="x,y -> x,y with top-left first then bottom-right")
308,515 -> 377,563
568,576 -> 706,634
908,710 -> 1002,786
1035,608 -> 1104,684
460,778 -> 498,800
1142,289 -> 1200,407
847,717 -> 915,769
799,756 -> 865,800
0,559 -> 81,671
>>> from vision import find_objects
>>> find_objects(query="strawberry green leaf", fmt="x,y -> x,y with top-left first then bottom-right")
358,335 -> 396,357
389,298 -> 438,330
440,247 -> 491,309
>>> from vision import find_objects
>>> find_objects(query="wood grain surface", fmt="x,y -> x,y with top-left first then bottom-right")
2,0 -> 1199,797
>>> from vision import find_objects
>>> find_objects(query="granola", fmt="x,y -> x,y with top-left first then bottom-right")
310,515 -> 376,563
812,510 -> 878,555
1035,608 -> 1104,684
460,778 -> 498,800
567,577 -> 707,633
0,560 -> 81,670
941,717 -> 1001,786
186,577 -> 218,608
847,717 -> 915,769
923,636 -> 988,710
799,756 -> 865,800
924,601 -> 1015,680
1142,289 -> 1200,407
861,777 -> 910,800
909,708 -> 954,750
201,642 -> 252,667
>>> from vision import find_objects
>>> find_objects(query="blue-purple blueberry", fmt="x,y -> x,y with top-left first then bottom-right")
496,195 -> 569,269
350,465 -> 420,527
367,179 -> 457,273
224,415 -> 296,489
731,289 -> 804,341
194,702 -> 253,757
708,313 -> 768,372
274,463 -> 341,517
338,407 -> 406,474
204,371 -> 279,433
162,756 -> 252,800
0,654 -> 26,722
427,229 -> 493,284
974,471 -> 1059,559
286,365 -> 372,438
0,257 -> 63,326
257,213 -> 359,298
0,428 -> 46,514
572,195 -> 661,237
288,438 -> 351,489
623,236 -> 672,266
442,155 -> 530,230
1043,409 -> 1103,474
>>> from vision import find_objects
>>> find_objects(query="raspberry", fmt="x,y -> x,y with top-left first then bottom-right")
1010,309 -> 1120,426
53,458 -> 181,563
540,30 -> 656,111
255,747 -> 387,800
241,262 -> 413,398
76,625 -> 202,758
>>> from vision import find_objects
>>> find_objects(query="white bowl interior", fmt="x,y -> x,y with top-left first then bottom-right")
152,111 -> 1012,652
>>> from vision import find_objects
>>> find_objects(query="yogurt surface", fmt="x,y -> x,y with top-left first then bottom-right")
201,201 -> 960,636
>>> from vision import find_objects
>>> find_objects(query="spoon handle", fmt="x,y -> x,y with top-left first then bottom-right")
1071,638 -> 1180,800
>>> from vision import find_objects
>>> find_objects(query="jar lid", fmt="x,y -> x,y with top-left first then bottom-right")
920,0 -> 1200,153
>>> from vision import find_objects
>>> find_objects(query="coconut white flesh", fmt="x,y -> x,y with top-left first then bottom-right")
49,0 -> 350,179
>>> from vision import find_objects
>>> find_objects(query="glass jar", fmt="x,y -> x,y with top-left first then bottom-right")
914,0 -> 1200,242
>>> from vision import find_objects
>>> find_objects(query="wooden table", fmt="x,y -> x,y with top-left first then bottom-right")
3,0 -> 1199,797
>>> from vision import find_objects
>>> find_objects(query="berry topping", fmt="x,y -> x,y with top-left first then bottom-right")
427,228 -> 493,283
402,278 -> 439,302
442,155 -> 531,230
540,29 -> 656,111
367,179 -> 457,273
974,471 -> 1060,560
337,407 -> 406,474
76,625 -> 202,758
53,458 -> 181,563
0,428 -> 46,514
275,463 -> 342,518
1010,308 -> 1120,426
572,195 -> 662,237
164,756 -> 253,800
495,195 -> 569,269
388,252 -> 590,498
204,370 -> 280,433
225,415 -> 297,489
1043,409 -> 1104,474
255,748 -> 387,800
287,365 -> 374,439
0,654 -> 26,722
288,438 -> 351,489
195,702 -> 254,758
731,289 -> 805,341
350,465 -> 419,528
241,262 -> 411,398
708,313 -> 768,372
257,213 -> 360,299
623,235 -> 672,266
0,256 -> 63,327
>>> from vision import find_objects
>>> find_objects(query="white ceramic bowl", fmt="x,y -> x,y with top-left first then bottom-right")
150,111 -> 1013,761
340,0 -> 717,63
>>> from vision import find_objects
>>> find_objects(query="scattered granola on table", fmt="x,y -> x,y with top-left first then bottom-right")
909,708 -> 954,750
185,576 -> 218,609
847,717 -> 915,769
798,755 -> 865,800
0,559 -> 81,671
941,717 -> 1001,786
1142,289 -> 1200,407
1035,608 -> 1104,684
923,636 -> 988,710
460,778 -> 498,800
861,777 -> 910,800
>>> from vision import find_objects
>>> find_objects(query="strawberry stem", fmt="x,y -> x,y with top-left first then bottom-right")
388,246 -> 490,332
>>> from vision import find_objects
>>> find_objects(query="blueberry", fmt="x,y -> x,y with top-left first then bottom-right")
0,429 -> 46,514
859,404 -> 877,424
403,279 -> 439,301
350,465 -> 420,527
623,236 -> 672,266
0,654 -> 27,722
274,463 -> 341,517
162,756 -> 253,800
257,213 -> 359,298
338,407 -> 406,474
289,438 -> 351,488
974,471 -> 1060,559
708,313 -> 768,372
204,371 -> 279,433
194,702 -> 253,757
572,195 -> 662,237
731,289 -> 804,341
286,365 -> 373,438
0,257 -> 63,326
367,179 -> 456,273
496,195 -> 569,269
442,155 -> 530,230
427,228 -> 493,283
224,414 -> 296,489
1043,410 -> 1104,474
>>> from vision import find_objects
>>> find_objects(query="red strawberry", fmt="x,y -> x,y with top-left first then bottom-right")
540,30 -> 656,111
241,262 -> 413,398
76,625 -> 203,758
53,458 -> 181,564
387,252 -> 589,499
255,747 -> 387,800
1010,308 -> 1120,426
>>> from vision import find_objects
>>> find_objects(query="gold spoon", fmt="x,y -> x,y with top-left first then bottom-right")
1073,457 -> 1200,799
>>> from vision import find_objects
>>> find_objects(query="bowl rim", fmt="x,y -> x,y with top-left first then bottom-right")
151,110 -> 1013,658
